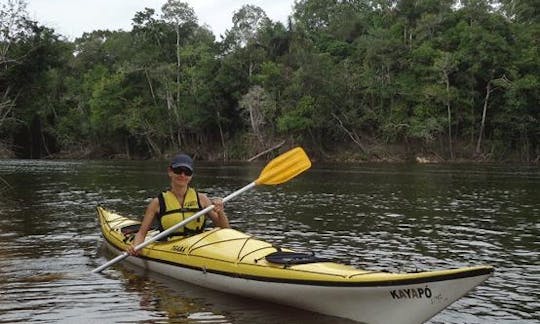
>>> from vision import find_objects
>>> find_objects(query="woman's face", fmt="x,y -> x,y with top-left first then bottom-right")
168,166 -> 192,185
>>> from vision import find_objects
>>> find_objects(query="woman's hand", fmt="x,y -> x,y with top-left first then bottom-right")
211,197 -> 225,215
127,244 -> 137,256
210,197 -> 229,228
127,233 -> 144,256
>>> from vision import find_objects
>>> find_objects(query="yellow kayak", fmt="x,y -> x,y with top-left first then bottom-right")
97,206 -> 493,324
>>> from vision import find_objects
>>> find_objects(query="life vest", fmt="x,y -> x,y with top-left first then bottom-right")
156,188 -> 204,237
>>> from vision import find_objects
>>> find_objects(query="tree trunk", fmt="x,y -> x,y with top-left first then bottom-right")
145,136 -> 161,157
331,113 -> 366,153
248,103 -> 264,145
165,89 -> 178,148
216,110 -> 226,161
176,23 -> 181,108
444,72 -> 454,160
124,139 -> 130,159
145,69 -> 158,107
143,119 -> 162,157
476,81 -> 492,155
0,87 -> 14,128
175,24 -> 182,150
40,128 -> 51,157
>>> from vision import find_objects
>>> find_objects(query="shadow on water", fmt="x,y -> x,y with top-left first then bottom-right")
0,159 -> 538,323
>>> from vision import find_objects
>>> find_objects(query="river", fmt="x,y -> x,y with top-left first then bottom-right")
0,158 -> 538,323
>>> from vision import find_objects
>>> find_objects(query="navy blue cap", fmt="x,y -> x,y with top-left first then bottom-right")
170,153 -> 194,171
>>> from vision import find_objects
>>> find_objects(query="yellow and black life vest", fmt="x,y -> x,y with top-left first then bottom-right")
156,188 -> 204,237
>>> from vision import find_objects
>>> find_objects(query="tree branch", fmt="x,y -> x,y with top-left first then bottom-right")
248,140 -> 285,161
331,113 -> 366,153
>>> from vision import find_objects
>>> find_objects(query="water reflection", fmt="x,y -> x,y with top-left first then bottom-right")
0,159 -> 538,323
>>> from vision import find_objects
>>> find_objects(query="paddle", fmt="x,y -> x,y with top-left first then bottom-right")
92,146 -> 311,273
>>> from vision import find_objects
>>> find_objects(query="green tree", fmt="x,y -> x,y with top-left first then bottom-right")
161,0 -> 197,135
0,2 -> 72,157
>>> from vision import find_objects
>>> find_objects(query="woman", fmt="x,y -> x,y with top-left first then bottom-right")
127,153 -> 229,256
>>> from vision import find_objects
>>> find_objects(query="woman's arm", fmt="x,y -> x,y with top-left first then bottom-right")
127,197 -> 159,255
200,193 -> 230,228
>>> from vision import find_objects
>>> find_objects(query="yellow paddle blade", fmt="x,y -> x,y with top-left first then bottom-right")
255,147 -> 312,185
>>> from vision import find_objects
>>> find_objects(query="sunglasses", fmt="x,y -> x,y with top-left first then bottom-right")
171,166 -> 193,176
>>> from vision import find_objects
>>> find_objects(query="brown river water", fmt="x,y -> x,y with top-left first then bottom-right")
0,159 -> 538,323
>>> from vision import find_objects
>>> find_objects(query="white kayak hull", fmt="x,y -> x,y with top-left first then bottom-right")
103,239 -> 491,324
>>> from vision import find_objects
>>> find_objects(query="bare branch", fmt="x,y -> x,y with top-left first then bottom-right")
248,140 -> 285,162
331,112 -> 366,153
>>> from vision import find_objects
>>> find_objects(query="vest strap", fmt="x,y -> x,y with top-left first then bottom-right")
160,208 -> 201,216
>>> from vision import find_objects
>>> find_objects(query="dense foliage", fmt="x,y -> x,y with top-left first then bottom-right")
1,0 -> 538,161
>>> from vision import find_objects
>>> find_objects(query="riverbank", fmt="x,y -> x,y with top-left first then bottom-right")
1,140 -> 537,163
1,149 -> 536,165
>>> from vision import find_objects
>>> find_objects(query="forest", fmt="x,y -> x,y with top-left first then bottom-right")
0,0 -> 538,162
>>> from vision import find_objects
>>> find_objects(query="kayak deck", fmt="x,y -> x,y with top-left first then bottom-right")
99,207 -> 492,285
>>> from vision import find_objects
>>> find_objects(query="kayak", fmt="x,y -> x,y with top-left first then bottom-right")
96,206 -> 493,324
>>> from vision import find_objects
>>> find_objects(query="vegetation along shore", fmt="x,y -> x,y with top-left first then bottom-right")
1,0 -> 538,163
